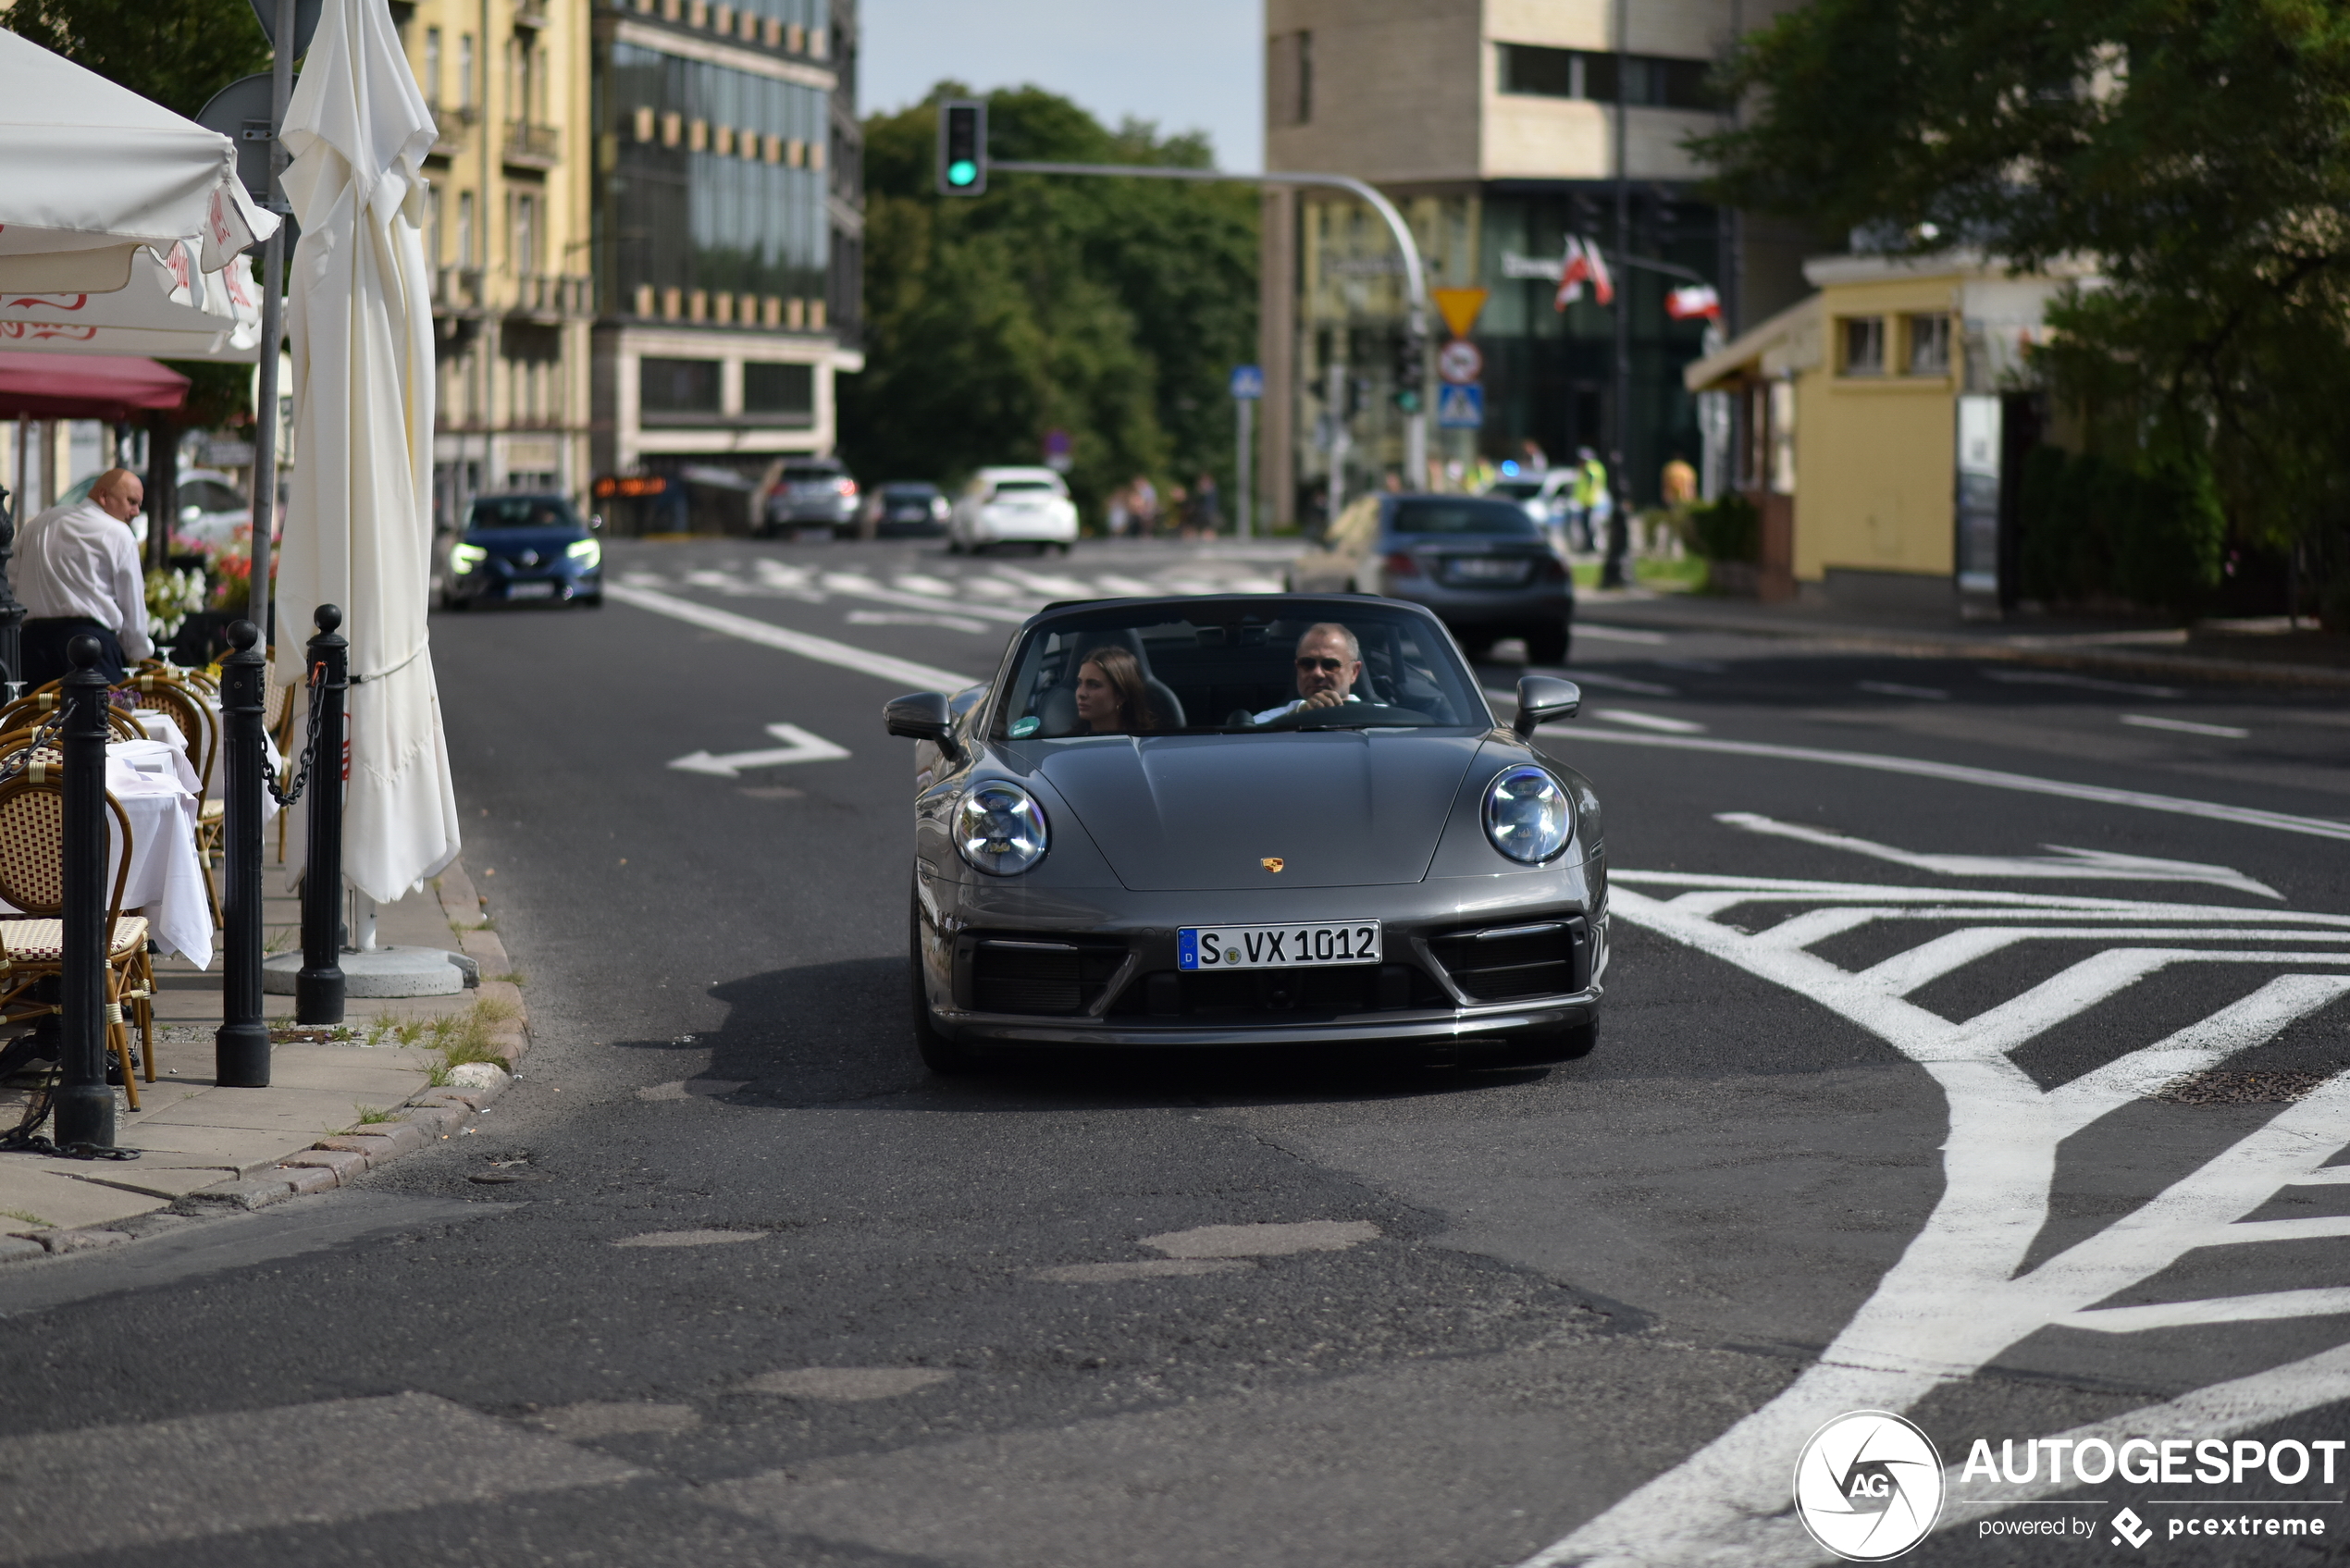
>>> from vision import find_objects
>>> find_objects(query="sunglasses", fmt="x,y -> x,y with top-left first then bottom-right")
1295,656 -> 1349,673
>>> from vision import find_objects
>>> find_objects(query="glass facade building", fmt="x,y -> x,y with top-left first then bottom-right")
589,0 -> 863,523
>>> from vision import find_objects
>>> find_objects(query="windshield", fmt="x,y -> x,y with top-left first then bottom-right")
993,603 -> 1489,739
783,465 -> 841,483
992,479 -> 1058,495
465,496 -> 580,531
1391,498 -> 1541,537
882,484 -> 937,500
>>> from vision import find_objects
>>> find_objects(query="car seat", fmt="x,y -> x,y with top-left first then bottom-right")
1034,629 -> 1187,735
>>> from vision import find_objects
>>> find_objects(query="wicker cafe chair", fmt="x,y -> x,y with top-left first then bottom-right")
0,690 -> 142,742
0,772 -> 154,1105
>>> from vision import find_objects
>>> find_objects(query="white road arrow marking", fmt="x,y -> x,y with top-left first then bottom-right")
1717,810 -> 2282,897
1518,873 -> 2350,1568
667,724 -> 849,778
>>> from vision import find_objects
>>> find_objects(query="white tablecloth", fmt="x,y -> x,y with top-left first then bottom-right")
104,750 -> 212,968
121,700 -> 279,818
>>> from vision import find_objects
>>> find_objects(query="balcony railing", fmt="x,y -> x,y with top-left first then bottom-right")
429,104 -> 473,155
434,266 -> 488,314
509,273 -> 594,319
503,121 -> 561,169
513,0 -> 550,26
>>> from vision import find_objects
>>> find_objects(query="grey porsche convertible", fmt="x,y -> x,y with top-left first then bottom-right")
884,595 -> 1607,1073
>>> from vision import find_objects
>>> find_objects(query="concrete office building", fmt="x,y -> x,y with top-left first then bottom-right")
588,0 -> 863,528
399,0 -> 598,523
1258,0 -> 1807,525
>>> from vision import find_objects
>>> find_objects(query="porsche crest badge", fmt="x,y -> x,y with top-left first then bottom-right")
1261,858 -> 1285,873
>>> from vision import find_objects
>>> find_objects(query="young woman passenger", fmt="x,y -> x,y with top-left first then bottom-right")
1071,646 -> 1160,735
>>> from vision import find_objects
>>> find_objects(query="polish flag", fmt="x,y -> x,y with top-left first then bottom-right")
1667,284 -> 1723,321
1553,236 -> 1615,309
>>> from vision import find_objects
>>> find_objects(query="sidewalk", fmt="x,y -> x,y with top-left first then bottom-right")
0,859 -> 528,1256
1577,584 -> 2350,690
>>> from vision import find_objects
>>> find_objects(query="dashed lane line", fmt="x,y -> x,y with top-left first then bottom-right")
2121,712 -> 2251,739
1552,726 -> 2350,843
604,583 -> 978,692
1591,709 -> 1707,735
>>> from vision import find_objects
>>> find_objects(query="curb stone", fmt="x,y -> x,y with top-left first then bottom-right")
1,856 -> 536,1256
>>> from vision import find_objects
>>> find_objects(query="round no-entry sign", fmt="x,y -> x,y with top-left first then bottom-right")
1437,340 -> 1483,385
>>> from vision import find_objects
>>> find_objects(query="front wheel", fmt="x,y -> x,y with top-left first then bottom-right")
910,891 -> 977,1075
1525,622 -> 1570,665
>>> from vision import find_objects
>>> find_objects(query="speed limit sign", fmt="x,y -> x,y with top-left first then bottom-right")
1437,339 -> 1483,385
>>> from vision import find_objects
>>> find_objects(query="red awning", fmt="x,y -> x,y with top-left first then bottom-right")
0,352 -> 189,420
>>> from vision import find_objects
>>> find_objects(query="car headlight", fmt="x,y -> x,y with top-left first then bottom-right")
955,782 -> 1048,875
565,538 -> 602,569
1483,765 -> 1573,864
451,543 -> 487,575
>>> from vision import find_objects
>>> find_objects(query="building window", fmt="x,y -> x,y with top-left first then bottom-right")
1499,44 -> 1713,109
1906,313 -> 1951,376
1269,31 -> 1312,126
459,33 -> 475,110
1840,316 -> 1886,376
424,28 -> 441,107
640,357 -> 722,420
427,186 -> 443,267
455,191 -> 475,267
511,191 -> 537,277
743,362 -> 813,421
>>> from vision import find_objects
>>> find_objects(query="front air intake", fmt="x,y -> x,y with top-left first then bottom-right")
1426,919 -> 1589,1002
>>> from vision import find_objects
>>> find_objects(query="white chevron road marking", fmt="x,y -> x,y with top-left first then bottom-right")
1717,810 -> 2282,897
1521,874 -> 2350,1568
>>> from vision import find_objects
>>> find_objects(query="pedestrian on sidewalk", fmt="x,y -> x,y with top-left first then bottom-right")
1568,447 -> 1609,552
1130,474 -> 1158,538
1520,438 -> 1551,475
1106,482 -> 1132,539
17,466 -> 153,685
1185,472 -> 1221,538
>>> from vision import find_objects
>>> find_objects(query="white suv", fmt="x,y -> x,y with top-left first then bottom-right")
947,467 -> 1079,555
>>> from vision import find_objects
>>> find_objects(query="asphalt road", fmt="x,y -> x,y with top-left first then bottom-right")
3,536 -> 2346,1567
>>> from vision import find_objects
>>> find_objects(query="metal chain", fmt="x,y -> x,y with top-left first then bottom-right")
0,1064 -> 142,1161
0,710 -> 65,784
263,661 -> 328,808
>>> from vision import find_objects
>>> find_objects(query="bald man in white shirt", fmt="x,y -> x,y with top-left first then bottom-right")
17,466 -> 154,686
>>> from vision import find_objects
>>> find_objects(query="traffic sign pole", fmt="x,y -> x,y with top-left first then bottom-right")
1229,365 -> 1262,540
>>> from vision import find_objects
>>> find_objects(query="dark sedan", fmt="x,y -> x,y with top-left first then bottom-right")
884,595 -> 1604,1074
441,494 -> 603,610
860,481 -> 950,538
1288,494 -> 1575,663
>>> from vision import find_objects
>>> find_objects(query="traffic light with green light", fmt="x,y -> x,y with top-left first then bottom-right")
937,100 -> 987,196
1393,335 -> 1425,413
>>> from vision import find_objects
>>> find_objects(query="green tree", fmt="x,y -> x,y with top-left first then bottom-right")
843,85 -> 1257,526
6,0 -> 270,120
1695,0 -> 2350,623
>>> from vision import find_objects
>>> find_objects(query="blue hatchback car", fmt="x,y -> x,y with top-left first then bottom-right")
441,494 -> 603,610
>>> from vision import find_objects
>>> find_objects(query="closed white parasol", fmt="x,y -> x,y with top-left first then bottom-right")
0,30 -> 277,292
272,0 -> 459,903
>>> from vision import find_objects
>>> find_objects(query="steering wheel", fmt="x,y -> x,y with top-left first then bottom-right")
1259,701 -> 1438,729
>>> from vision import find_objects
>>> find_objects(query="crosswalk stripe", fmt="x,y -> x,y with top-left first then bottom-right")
605,584 -> 981,691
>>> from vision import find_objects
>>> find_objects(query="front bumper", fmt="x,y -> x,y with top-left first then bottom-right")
915,867 -> 1607,1051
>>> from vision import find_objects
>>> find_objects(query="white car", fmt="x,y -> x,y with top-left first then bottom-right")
947,467 -> 1079,555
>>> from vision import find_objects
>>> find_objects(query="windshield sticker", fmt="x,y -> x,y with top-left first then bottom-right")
1010,716 -> 1040,738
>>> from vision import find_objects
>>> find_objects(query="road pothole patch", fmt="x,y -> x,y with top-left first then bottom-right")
2152,1069 -> 2332,1105
743,1367 -> 954,1401
612,1228 -> 767,1249
1142,1220 -> 1381,1258
635,1080 -> 750,1102
533,1401 -> 700,1439
1033,1258 -> 1251,1284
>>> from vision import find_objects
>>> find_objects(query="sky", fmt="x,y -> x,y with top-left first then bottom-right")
859,0 -> 1264,171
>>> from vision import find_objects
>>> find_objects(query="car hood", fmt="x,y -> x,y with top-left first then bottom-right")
464,525 -> 588,553
1032,730 -> 1484,891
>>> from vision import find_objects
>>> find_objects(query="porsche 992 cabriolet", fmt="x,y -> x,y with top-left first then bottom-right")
884,595 -> 1606,1073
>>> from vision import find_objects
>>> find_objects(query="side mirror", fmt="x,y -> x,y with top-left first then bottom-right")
1512,673 -> 1581,738
885,690 -> 964,762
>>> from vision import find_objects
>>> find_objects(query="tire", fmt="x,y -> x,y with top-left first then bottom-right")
910,890 -> 978,1075
1525,622 -> 1570,665
439,590 -> 470,611
1498,1017 -> 1598,1067
575,594 -> 603,609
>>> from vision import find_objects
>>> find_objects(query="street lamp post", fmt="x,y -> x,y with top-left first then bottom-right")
1602,0 -> 1633,590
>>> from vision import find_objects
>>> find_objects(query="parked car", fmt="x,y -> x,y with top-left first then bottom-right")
440,493 -> 602,610
1286,493 -> 1575,663
762,457 -> 860,537
883,593 -> 1603,1074
861,481 -> 950,538
48,467 -> 253,550
947,467 -> 1079,555
1485,470 -> 1577,532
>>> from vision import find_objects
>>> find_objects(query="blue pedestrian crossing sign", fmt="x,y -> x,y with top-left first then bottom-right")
1229,364 -> 1265,401
1435,381 -> 1484,428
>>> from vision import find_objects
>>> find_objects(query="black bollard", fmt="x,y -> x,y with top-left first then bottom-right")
215,620 -> 270,1085
52,635 -> 114,1149
296,605 -> 347,1025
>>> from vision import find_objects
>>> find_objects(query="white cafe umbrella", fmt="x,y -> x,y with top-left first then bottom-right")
0,30 -> 277,293
273,0 -> 459,902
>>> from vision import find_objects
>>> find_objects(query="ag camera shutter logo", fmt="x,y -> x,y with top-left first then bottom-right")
1793,1411 -> 1946,1561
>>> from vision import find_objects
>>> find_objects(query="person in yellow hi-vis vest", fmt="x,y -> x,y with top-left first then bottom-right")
1568,447 -> 1609,552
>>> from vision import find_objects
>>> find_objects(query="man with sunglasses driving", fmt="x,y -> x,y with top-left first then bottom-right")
1253,623 -> 1365,723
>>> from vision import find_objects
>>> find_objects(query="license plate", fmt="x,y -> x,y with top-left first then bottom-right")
1178,920 -> 1381,971
507,581 -> 556,599
1447,557 -> 1531,584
